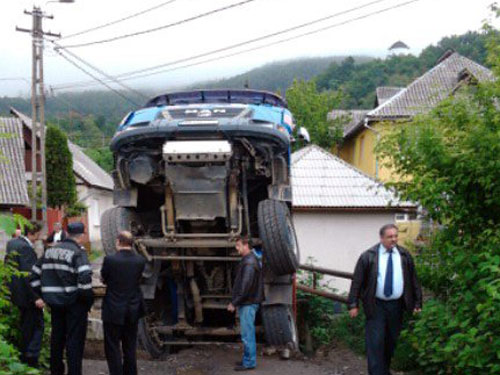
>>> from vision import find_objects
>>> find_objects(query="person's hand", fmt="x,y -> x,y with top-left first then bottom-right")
227,303 -> 235,313
349,307 -> 359,318
413,307 -> 422,314
35,298 -> 45,309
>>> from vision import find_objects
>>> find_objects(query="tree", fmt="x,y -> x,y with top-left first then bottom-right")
286,79 -> 342,149
375,24 -> 500,375
46,126 -> 77,208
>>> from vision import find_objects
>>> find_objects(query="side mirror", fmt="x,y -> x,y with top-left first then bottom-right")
298,127 -> 310,143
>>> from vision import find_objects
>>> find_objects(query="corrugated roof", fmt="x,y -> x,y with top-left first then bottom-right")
291,145 -> 414,209
0,117 -> 29,206
368,52 -> 494,118
10,108 -> 113,191
328,109 -> 370,137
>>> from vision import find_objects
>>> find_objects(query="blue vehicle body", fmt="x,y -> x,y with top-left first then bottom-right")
118,103 -> 294,135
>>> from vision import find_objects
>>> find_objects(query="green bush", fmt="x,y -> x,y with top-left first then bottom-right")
375,18 -> 500,373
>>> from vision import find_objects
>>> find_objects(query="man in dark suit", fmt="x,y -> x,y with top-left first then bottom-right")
46,222 -> 67,246
348,224 -> 423,375
5,221 -> 44,367
101,231 -> 146,375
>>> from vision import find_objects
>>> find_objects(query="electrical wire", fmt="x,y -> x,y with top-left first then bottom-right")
53,0 -> 421,91
51,40 -> 149,100
52,0 -> 390,90
60,0 -> 178,40
54,48 -> 141,106
59,0 -> 257,49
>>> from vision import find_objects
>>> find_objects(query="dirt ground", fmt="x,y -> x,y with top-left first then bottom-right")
82,341 -> 372,375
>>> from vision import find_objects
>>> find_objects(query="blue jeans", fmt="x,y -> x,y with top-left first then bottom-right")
238,304 -> 259,368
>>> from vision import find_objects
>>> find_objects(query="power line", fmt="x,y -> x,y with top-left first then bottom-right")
105,0 -> 425,83
53,0 -> 421,91
51,40 -> 149,100
59,0 -> 257,49
54,48 -> 141,106
60,0 -> 178,40
52,0 -> 389,90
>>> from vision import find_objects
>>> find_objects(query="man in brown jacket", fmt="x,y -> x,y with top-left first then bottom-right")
348,224 -> 422,375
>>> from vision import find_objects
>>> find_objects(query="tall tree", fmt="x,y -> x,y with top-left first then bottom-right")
46,126 -> 77,208
286,79 -> 342,149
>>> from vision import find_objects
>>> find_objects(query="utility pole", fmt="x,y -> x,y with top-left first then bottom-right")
16,7 -> 60,233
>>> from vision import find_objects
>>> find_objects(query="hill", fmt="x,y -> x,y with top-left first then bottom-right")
193,56 -> 372,93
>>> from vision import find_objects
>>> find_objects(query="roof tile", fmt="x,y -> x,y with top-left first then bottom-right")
0,117 -> 29,206
291,145 -> 413,209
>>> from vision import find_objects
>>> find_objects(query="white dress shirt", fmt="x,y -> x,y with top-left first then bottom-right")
54,230 -> 62,243
376,244 -> 404,300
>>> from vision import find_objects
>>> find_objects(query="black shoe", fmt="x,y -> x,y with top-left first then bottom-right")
234,365 -> 255,371
235,361 -> 243,366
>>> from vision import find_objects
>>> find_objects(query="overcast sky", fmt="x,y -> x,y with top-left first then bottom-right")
0,0 -> 497,97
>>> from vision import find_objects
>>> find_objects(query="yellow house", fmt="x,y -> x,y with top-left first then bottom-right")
331,51 -> 494,244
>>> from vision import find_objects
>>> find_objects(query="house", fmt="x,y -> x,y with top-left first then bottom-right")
0,116 -> 29,253
291,145 -> 415,293
335,51 -> 494,182
10,108 -> 114,250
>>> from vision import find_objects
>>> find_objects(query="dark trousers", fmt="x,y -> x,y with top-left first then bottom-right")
50,303 -> 88,375
19,306 -> 44,363
104,320 -> 139,375
365,299 -> 403,375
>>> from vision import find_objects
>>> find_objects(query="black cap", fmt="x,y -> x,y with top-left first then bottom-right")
67,222 -> 85,235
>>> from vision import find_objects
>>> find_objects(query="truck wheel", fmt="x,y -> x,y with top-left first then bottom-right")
100,207 -> 138,255
261,304 -> 298,350
138,316 -> 170,359
258,199 -> 299,275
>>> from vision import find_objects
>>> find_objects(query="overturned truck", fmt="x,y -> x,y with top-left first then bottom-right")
100,90 -> 309,357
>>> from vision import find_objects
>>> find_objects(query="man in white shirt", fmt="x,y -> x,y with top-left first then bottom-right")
348,224 -> 422,375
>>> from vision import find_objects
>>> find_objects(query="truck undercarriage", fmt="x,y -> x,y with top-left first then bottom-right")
101,90 -> 302,357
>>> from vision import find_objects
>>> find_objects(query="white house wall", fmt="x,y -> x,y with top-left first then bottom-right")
293,211 -> 396,294
77,185 -> 114,249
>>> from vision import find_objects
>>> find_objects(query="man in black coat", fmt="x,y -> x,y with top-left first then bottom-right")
101,231 -> 146,375
227,236 -> 264,371
30,221 -> 93,375
348,224 -> 423,375
5,221 -> 44,367
45,222 -> 67,246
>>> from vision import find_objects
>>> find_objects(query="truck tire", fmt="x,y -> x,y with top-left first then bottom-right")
262,304 -> 298,350
100,206 -> 138,255
258,199 -> 299,275
138,317 -> 170,359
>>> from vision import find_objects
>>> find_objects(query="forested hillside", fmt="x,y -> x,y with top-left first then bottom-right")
194,56 -> 372,93
316,31 -> 490,108
0,31 -> 489,172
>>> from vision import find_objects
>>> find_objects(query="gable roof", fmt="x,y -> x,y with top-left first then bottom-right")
10,108 -> 113,191
368,52 -> 494,119
291,145 -> 414,209
328,109 -> 370,137
0,117 -> 29,206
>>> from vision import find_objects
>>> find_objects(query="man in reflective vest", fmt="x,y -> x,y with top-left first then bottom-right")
31,222 -> 94,375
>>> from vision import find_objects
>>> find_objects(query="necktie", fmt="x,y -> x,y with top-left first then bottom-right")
384,249 -> 393,298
